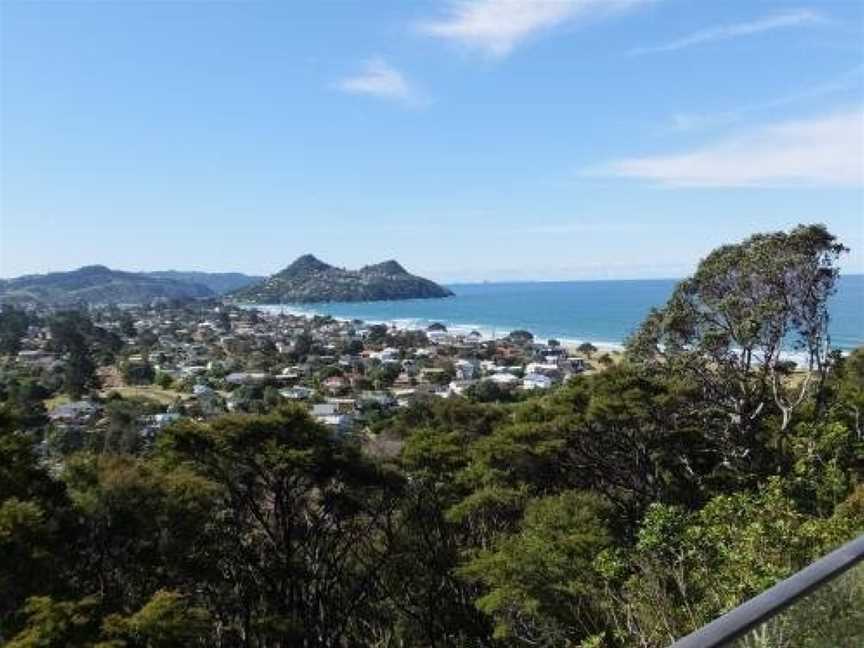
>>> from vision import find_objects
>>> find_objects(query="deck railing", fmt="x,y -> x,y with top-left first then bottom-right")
669,533 -> 864,648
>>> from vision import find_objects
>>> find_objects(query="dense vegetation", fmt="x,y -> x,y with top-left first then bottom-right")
1,225 -> 862,647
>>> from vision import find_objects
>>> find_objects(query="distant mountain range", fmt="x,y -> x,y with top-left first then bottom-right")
230,255 -> 453,304
0,266 -> 263,305
144,271 -> 264,295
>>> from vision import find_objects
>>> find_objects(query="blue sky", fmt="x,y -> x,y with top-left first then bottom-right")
1,0 -> 862,282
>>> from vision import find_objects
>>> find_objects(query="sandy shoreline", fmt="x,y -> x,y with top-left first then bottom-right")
250,303 -> 629,353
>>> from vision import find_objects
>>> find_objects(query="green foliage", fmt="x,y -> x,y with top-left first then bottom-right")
628,224 -> 846,443
6,595 -> 102,648
465,379 -> 514,403
508,329 -> 534,344
0,226 -> 861,647
101,590 -> 211,647
607,478 -> 864,644
459,491 -> 611,644
155,372 -> 173,389
122,360 -> 155,386
578,342 -> 597,357
0,306 -> 30,355
156,406 -> 405,645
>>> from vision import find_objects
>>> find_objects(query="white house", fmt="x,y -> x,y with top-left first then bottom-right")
522,373 -> 553,390
488,372 -> 521,387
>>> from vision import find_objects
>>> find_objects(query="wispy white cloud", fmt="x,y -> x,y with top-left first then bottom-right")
334,57 -> 421,105
631,9 -> 825,55
595,110 -> 864,188
667,65 -> 864,133
417,0 -> 652,58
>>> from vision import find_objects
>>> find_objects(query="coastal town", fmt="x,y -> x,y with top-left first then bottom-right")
1,299 -> 616,457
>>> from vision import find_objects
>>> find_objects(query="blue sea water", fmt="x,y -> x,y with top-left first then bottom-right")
256,275 -> 864,351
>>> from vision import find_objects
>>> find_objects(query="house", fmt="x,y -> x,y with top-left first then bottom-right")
193,384 -> 214,396
379,347 -> 401,362
562,356 -> 587,373
322,375 -> 347,395
522,373 -> 553,390
448,380 -> 476,397
393,372 -> 414,389
49,401 -> 100,430
311,403 -> 353,432
427,330 -> 448,344
225,372 -> 269,386
454,359 -> 478,381
359,391 -> 397,410
525,362 -> 562,381
181,365 -> 208,377
488,372 -> 521,388
393,388 -> 418,407
312,403 -> 338,418
325,398 -> 357,415
139,412 -> 182,439
16,349 -> 54,364
419,367 -> 447,383
280,386 -> 315,400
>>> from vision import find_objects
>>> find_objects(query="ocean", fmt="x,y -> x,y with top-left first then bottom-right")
254,274 -> 864,352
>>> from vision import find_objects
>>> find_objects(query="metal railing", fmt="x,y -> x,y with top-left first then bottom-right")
670,533 -> 864,648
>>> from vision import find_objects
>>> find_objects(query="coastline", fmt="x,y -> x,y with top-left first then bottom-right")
244,302 -> 847,367
246,302 -> 630,354
238,276 -> 862,355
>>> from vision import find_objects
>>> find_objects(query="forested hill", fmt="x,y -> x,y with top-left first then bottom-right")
0,265 -> 215,305
230,254 -> 454,303
145,270 -> 264,295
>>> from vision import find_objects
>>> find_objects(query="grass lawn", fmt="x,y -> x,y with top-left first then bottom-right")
44,394 -> 72,410
101,385 -> 184,405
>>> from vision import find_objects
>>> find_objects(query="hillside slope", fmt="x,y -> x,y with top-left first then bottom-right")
0,265 -> 214,305
230,255 -> 453,303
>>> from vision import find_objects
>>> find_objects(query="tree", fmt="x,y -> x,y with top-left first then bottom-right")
5,595 -> 102,648
48,312 -> 102,398
343,339 -> 364,355
459,491 -> 611,644
122,360 -> 156,385
369,362 -> 402,389
101,590 -> 211,647
155,372 -> 174,390
466,379 -> 512,403
292,331 -> 313,358
508,330 -> 534,345
64,349 -> 97,400
578,342 -> 597,358
0,409 -> 74,638
628,225 -> 847,467
157,407 -> 404,645
137,329 -> 159,350
832,348 -> 864,440
604,478 -> 864,645
366,324 -> 389,344
0,306 -> 29,355
119,312 -> 137,338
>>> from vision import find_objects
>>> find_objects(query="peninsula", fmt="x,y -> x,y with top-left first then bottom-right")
230,254 -> 453,304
